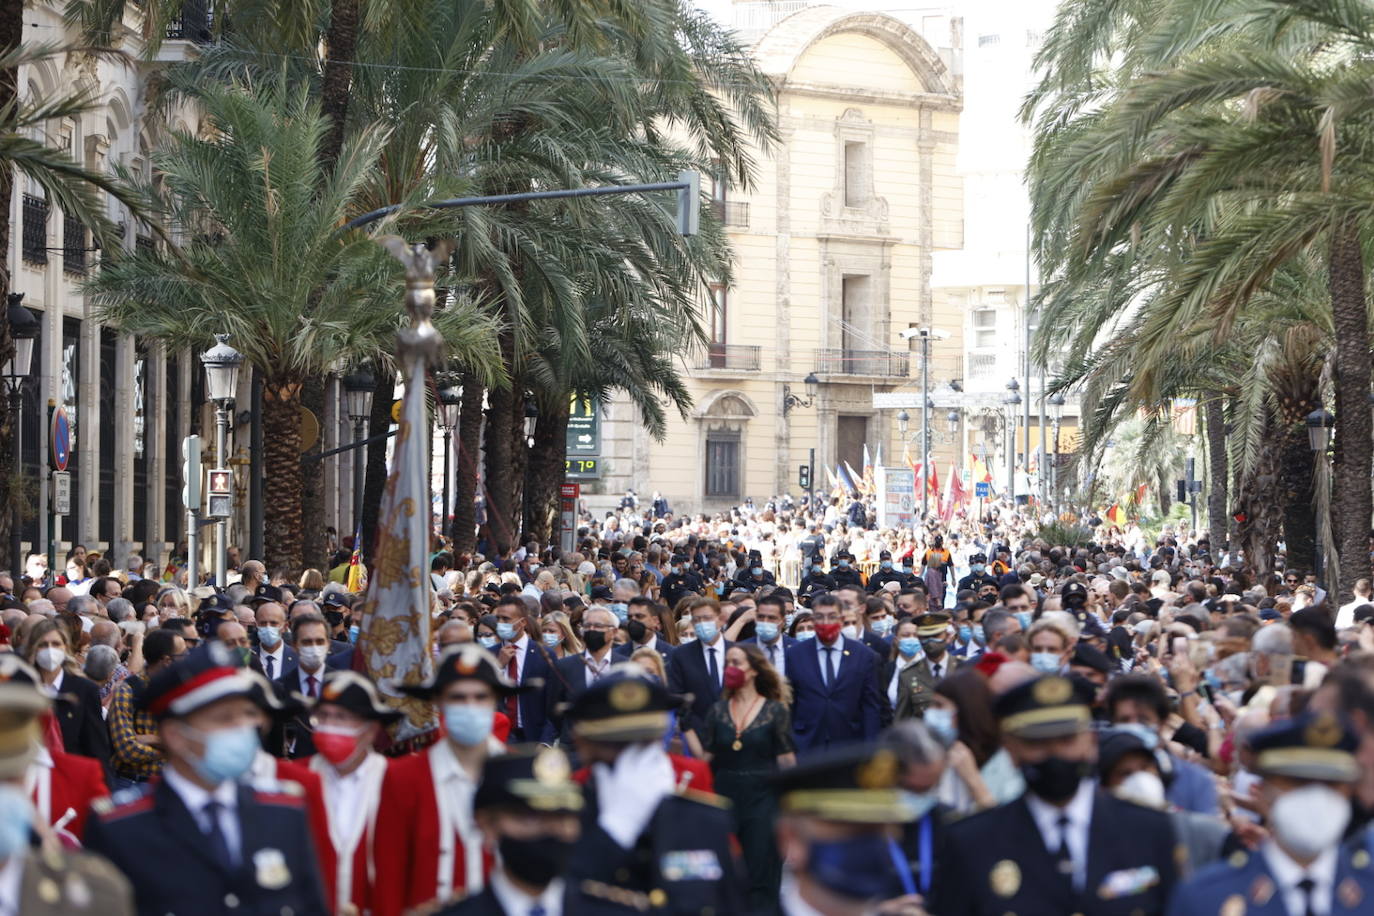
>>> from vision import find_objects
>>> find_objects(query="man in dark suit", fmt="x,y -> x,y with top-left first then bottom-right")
932,674 -> 1178,916
785,593 -> 882,754
274,611 -> 346,758
86,642 -> 328,916
545,606 -> 619,744
742,594 -> 795,677
492,595 -> 555,742
666,597 -> 732,734
613,596 -> 675,664
252,601 -> 296,681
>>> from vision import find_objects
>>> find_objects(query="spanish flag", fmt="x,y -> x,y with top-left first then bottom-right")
1134,483 -> 1148,505
346,523 -> 367,593
971,454 -> 992,484
1107,504 -> 1127,527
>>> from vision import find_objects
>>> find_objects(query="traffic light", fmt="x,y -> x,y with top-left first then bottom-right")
677,170 -> 700,236
207,468 -> 231,519
182,435 -> 201,512
799,465 -> 811,490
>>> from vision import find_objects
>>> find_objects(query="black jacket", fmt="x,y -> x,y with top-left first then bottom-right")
56,672 -> 112,782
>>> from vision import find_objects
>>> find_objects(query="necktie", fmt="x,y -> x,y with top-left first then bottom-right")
202,800 -> 235,868
306,674 -> 318,698
1054,814 -> 1073,888
824,647 -> 836,687
264,654 -> 274,679
707,645 -> 719,685
506,653 -> 520,724
768,645 -> 777,668
1298,877 -> 1316,916
529,906 -> 547,916
932,661 -> 942,680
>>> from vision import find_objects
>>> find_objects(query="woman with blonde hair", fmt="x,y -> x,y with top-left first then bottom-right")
297,568 -> 325,595
155,586 -> 192,621
539,611 -> 583,657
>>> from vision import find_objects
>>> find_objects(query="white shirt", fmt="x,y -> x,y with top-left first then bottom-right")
815,637 -> 844,684
429,739 -> 485,899
297,664 -> 325,698
758,638 -> 786,677
41,670 -> 64,698
163,763 -> 242,866
490,867 -> 564,916
0,850 -> 23,916
1262,840 -> 1337,916
926,654 -> 950,681
1336,598 -> 1370,630
888,653 -> 923,709
259,645 -> 285,680
1025,778 -> 1095,892
701,639 -> 725,686
582,651 -> 614,688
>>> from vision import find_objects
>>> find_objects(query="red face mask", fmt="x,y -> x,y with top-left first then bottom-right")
814,622 -> 843,645
313,726 -> 365,766
723,665 -> 747,690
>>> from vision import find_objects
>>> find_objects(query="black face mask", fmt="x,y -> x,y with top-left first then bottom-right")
583,630 -> 608,652
499,834 -> 574,888
626,619 -> 649,644
1021,756 -> 1092,804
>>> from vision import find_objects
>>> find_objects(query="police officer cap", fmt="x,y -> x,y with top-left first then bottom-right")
993,675 -> 1094,740
1061,581 -> 1088,600
400,644 -> 527,701
879,550 -> 892,561
1070,642 -> 1113,675
199,593 -> 235,615
320,592 -> 349,609
970,552 -> 987,564
772,743 -> 918,824
1248,712 -> 1359,783
142,642 -> 255,720
567,663 -> 673,742
914,612 -> 951,638
0,656 -> 51,779
248,584 -> 284,606
316,670 -> 403,724
589,585 -> 614,602
473,744 -> 583,815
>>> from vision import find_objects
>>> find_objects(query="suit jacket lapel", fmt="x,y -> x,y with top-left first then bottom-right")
1009,797 -> 1075,911
156,779 -> 237,877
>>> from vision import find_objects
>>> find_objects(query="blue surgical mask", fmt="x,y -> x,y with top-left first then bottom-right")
257,625 -> 281,649
348,625 -> 360,643
478,635 -> 500,649
897,637 -> 921,658
797,629 -> 816,641
542,632 -> 562,648
1114,722 -> 1160,750
755,622 -> 780,643
185,724 -> 260,785
610,603 -> 629,623
957,625 -> 972,644
495,621 -> 518,642
899,789 -> 939,822
971,624 -> 986,646
971,563 -> 986,574
1030,651 -> 1061,673
444,704 -> 494,746
812,564 -> 824,574
694,621 -> 719,643
881,561 -> 893,570
785,613 -> 797,629
838,559 -> 849,568
0,786 -> 32,860
924,706 -> 958,745
902,564 -> 914,573
1015,611 -> 1033,630
871,617 -> 893,635
808,833 -> 899,901
751,566 -> 763,576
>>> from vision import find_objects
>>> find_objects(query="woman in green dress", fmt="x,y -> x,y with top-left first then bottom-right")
696,643 -> 796,909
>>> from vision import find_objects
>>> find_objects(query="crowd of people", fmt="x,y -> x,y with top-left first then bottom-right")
4,494 -> 1374,914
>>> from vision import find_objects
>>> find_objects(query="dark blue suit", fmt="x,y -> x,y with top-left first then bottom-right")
504,637 -> 556,742
666,638 -> 732,733
784,637 -> 882,752
85,777 -> 328,916
742,635 -> 797,673
544,654 -> 599,744
614,635 -> 676,665
1167,840 -> 1374,916
255,645 -> 297,682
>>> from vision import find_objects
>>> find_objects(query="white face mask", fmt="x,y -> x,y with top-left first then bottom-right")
35,647 -> 65,672
298,645 -> 329,670
840,625 -> 860,641
1269,784 -> 1350,860
1115,770 -> 1166,808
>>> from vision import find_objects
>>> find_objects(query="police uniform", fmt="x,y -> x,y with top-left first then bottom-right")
1061,581 -> 1109,640
957,554 -> 999,594
798,569 -> 837,604
932,675 -> 1177,916
1168,713 -> 1374,916
829,554 -> 863,589
867,552 -> 914,593
83,644 -> 328,916
563,667 -> 746,915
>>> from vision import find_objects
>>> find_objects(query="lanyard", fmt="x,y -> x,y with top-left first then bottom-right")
918,814 -> 933,895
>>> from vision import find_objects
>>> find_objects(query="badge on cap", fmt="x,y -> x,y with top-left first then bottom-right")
990,859 -> 1020,898
1033,677 -> 1072,705
533,746 -> 571,785
608,680 -> 649,712
254,848 -> 291,890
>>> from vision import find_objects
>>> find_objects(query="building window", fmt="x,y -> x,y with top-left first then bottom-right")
843,142 -> 870,207
21,195 -> 49,265
707,284 -> 727,368
973,308 -> 998,348
841,275 -> 871,354
705,433 -> 740,499
978,33 -> 1000,47
63,210 -> 87,275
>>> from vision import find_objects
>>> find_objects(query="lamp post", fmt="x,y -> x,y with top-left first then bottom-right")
783,372 -> 820,510
3,296 -> 37,572
1308,407 -> 1335,586
438,384 -> 461,541
1004,379 -> 1021,504
200,335 -> 243,587
1048,393 -> 1065,509
343,369 -> 376,533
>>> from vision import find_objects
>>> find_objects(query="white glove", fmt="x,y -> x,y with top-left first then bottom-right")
593,743 -> 674,848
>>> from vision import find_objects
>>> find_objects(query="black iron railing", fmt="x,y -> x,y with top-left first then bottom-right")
700,343 -> 761,371
63,211 -> 86,275
814,348 -> 910,377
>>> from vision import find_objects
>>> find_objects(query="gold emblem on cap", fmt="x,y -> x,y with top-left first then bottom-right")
856,749 -> 898,789
990,859 -> 1020,898
608,680 -> 649,712
1305,714 -> 1342,748
1219,894 -> 1245,916
533,747 -> 571,785
1354,849 -> 1371,870
1033,676 -> 1072,705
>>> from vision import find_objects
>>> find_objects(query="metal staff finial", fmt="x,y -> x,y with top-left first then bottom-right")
378,236 -> 455,365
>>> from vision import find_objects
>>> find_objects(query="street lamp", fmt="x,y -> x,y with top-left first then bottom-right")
201,334 -> 243,586
3,295 -> 37,572
343,368 -> 377,532
782,372 -> 819,414
438,384 -> 461,541
1003,379 -> 1022,504
1308,406 -> 1335,586
896,409 -> 910,437
1048,393 -> 1065,508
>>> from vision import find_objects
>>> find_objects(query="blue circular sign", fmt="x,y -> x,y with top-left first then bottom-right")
51,407 -> 69,472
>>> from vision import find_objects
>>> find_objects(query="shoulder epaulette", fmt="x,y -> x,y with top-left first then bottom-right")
677,787 -> 732,810
92,789 -> 154,821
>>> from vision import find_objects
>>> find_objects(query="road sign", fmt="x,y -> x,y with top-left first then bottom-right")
50,407 -> 70,472
52,471 -> 70,516
566,397 -> 599,454
975,481 -> 992,499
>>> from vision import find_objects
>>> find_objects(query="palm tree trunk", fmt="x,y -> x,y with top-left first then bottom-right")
300,374 -> 327,571
318,0 -> 359,173
483,332 -> 517,555
360,363 -> 396,561
1156,472 -> 1171,516
1329,218 -> 1372,601
508,380 -> 529,546
1204,390 -> 1229,551
524,395 -> 570,544
1234,410 -> 1284,580
451,370 -> 482,553
261,376 -> 305,574
1279,415 -> 1317,575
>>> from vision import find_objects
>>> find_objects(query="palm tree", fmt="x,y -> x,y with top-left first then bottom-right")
85,79 -> 500,572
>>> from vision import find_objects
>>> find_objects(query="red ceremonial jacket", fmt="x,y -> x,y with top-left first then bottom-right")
274,757 -> 332,892
308,754 -> 392,916
45,749 -> 107,843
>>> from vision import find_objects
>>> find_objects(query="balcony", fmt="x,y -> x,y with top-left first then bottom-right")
63,211 -> 86,276
710,200 -> 749,229
165,0 -> 214,42
814,348 -> 910,378
136,235 -> 157,258
21,195 -> 48,265
699,343 -> 761,372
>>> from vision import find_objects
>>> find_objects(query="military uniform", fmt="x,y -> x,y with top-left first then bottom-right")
11,842 -> 134,916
